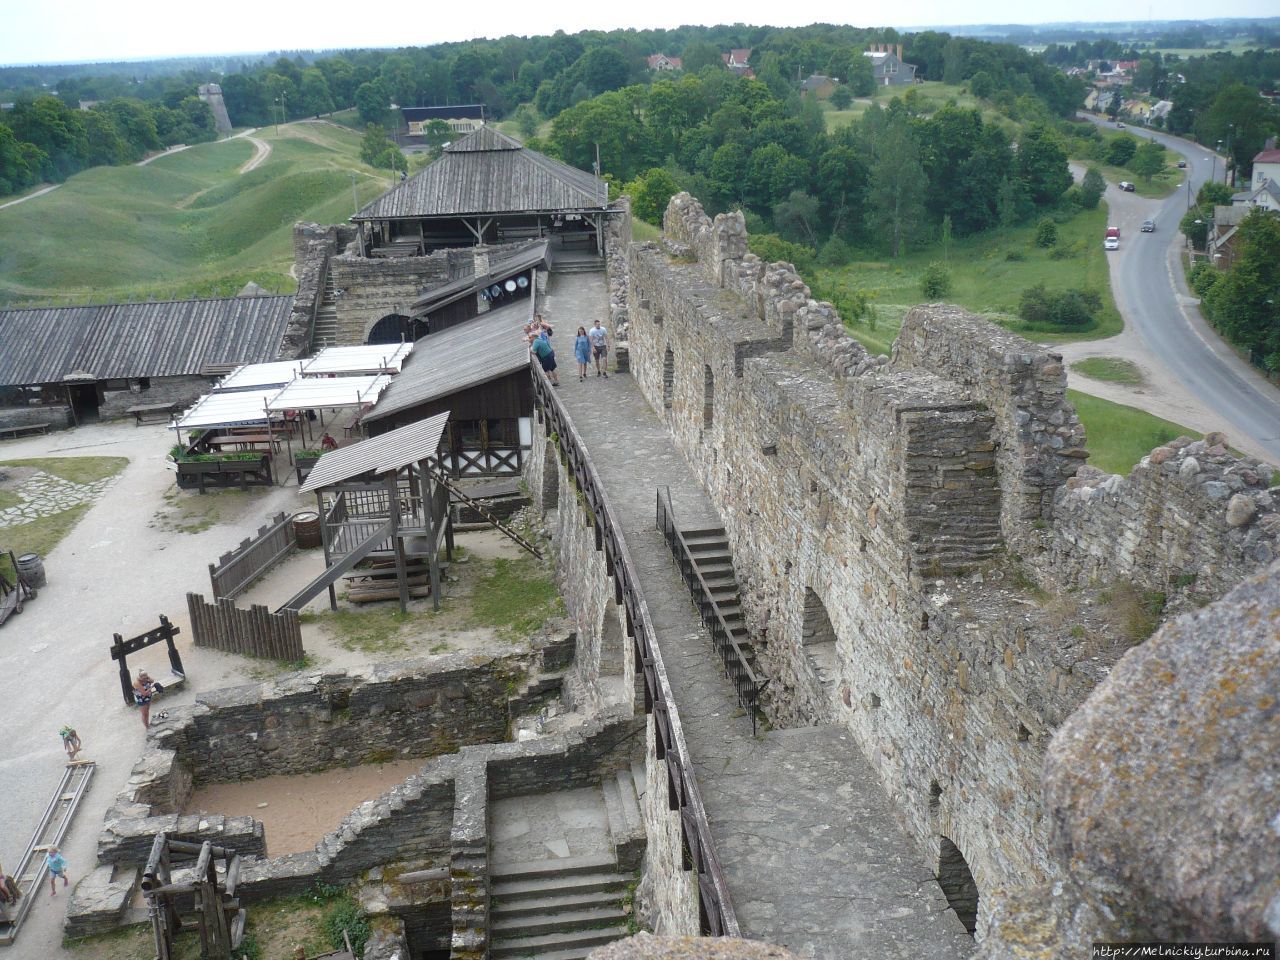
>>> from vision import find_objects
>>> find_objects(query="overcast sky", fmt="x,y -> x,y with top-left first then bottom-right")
0,0 -> 1274,66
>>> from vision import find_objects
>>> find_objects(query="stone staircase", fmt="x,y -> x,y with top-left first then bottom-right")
311,272 -> 339,349
678,526 -> 761,682
489,852 -> 633,959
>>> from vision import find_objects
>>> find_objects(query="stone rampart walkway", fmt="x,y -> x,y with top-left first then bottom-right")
540,273 -> 972,958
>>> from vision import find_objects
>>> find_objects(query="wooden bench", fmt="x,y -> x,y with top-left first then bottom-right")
128,403 -> 178,426
0,423 -> 50,440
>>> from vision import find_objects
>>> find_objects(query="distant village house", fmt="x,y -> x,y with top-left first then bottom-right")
863,44 -> 916,86
800,75 -> 839,99
401,104 -> 486,137
646,54 -> 682,72
722,49 -> 754,78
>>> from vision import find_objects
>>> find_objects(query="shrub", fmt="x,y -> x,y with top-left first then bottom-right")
829,86 -> 854,110
1005,249 -> 1026,262
920,262 -> 952,299
747,232 -> 815,274
818,236 -> 853,267
1035,217 -> 1058,248
1019,282 -> 1101,328
1105,135 -> 1137,167
1079,168 -> 1105,210
1188,260 -> 1222,298
325,896 -> 371,958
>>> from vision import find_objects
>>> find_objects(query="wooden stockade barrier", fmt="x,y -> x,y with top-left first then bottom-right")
209,511 -> 297,600
186,593 -> 304,661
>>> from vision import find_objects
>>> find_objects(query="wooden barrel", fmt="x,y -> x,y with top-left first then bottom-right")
16,553 -> 45,588
293,511 -> 321,549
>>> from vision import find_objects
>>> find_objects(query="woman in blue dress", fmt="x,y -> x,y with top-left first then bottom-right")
573,326 -> 591,381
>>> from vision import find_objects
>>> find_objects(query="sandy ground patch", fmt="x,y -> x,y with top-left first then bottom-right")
185,758 -> 425,856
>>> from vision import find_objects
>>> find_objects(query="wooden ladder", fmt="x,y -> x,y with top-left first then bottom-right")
429,469 -> 542,560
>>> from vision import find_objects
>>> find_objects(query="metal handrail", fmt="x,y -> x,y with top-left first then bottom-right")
530,359 -> 739,937
656,487 -> 764,736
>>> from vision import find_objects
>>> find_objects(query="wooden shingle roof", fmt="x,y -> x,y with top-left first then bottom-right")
0,295 -> 294,387
364,299 -> 532,422
354,128 -> 607,221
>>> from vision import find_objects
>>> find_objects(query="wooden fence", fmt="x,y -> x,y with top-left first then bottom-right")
186,593 -> 304,661
209,512 -> 296,600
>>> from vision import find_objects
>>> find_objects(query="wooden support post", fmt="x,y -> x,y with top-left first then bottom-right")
388,472 -> 409,614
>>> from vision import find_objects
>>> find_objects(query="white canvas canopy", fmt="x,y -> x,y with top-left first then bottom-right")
215,360 -> 306,392
265,374 -> 391,412
173,390 -> 280,430
301,343 -> 414,377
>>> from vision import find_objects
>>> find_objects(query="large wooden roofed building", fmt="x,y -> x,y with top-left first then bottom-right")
352,127 -> 616,260
363,297 -> 533,477
0,294 -> 294,422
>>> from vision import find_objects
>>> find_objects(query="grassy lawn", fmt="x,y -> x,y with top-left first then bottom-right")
468,555 -> 564,640
0,456 -> 128,578
823,203 -> 1122,353
0,123 -> 394,305
1069,390 -> 1199,474
1073,128 -> 1183,198
822,81 -> 1001,132
1070,357 -> 1145,385
631,218 -> 662,242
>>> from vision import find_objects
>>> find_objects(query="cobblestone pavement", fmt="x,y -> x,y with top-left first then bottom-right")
0,422 -> 310,959
0,471 -> 119,527
541,272 -> 972,958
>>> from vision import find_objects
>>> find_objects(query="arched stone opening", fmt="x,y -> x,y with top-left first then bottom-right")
366,313 -> 423,345
801,588 -> 839,694
663,345 -> 675,410
937,836 -> 979,935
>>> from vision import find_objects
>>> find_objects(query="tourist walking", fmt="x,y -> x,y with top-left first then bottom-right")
588,320 -> 609,377
45,847 -> 68,896
573,327 -> 591,381
529,334 -> 560,386
59,725 -> 81,762
132,670 -> 163,729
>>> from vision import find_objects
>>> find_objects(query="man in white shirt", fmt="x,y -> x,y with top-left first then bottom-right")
587,320 -> 609,378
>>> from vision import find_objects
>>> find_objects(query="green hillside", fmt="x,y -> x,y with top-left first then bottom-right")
0,121 -> 393,305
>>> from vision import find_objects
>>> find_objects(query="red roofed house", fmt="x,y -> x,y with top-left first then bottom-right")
1251,145 -> 1280,192
646,54 -> 682,72
722,49 -> 754,78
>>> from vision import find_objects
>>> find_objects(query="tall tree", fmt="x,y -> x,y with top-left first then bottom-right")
868,120 -> 927,257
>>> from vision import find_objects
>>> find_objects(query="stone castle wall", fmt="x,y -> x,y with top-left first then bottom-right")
622,192 -> 1280,937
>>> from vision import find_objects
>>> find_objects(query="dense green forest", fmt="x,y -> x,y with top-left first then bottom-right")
0,24 -> 1085,198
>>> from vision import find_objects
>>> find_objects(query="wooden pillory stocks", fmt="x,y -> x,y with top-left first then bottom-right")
142,834 -> 245,960
109,616 -> 186,707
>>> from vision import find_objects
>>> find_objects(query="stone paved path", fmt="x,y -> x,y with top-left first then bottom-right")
0,471 -> 118,527
540,273 -> 973,958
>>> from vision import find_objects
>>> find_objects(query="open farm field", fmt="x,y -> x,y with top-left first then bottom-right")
819,203 -> 1121,354
0,122 -> 394,306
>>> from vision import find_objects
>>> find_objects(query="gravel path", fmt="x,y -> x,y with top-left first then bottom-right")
0,421 -> 309,958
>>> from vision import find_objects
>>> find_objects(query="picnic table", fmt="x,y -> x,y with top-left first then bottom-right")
206,433 -> 283,453
128,403 -> 178,426
0,423 -> 50,440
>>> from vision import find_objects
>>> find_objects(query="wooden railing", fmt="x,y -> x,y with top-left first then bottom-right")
657,487 -> 765,736
531,361 -> 739,937
443,446 -> 522,478
208,512 -> 297,600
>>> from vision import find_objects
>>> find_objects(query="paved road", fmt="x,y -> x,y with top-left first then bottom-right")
1080,114 -> 1280,460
